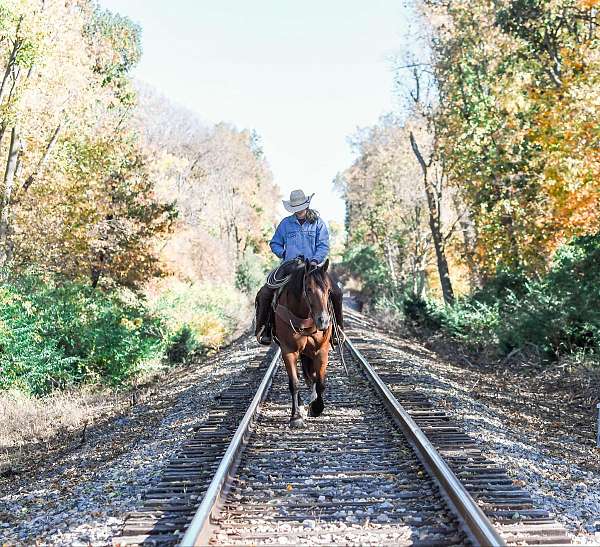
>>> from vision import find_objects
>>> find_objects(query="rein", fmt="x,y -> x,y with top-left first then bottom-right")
275,303 -> 316,335
276,269 -> 329,336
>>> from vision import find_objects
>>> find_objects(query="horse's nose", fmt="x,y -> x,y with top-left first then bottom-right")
316,312 -> 330,331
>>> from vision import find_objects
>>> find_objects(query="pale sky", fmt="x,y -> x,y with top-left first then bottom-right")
100,0 -> 412,224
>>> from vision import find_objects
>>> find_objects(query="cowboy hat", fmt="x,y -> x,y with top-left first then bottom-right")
283,189 -> 314,213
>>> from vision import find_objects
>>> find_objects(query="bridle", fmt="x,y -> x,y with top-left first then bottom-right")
303,269 -> 330,332
303,267 -> 348,374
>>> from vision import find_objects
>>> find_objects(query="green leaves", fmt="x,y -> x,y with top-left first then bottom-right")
412,233 -> 600,362
0,273 -> 163,395
431,0 -> 600,275
84,5 -> 142,102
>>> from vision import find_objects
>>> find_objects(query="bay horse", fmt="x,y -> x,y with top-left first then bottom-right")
274,259 -> 333,428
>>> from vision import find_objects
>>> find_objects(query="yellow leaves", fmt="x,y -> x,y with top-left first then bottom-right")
501,93 -> 529,115
579,0 -> 600,7
120,317 -> 144,331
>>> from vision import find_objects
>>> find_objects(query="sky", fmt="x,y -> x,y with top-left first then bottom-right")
99,0 -> 411,224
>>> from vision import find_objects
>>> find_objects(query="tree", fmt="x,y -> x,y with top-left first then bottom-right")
402,65 -> 456,304
339,115 -> 451,301
409,129 -> 455,304
0,1 -> 174,288
133,86 -> 279,284
421,0 -> 600,277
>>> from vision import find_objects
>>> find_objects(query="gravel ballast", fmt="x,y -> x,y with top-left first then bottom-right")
2,312 -> 599,545
361,313 -> 600,545
0,335 -> 269,546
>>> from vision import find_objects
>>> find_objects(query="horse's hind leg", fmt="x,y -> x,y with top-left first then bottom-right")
282,351 -> 304,428
309,352 -> 328,418
300,354 -> 317,405
300,354 -> 312,386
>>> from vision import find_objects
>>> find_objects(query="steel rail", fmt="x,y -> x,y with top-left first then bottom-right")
345,336 -> 506,547
179,347 -> 281,547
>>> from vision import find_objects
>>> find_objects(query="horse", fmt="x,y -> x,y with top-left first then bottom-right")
273,259 -> 333,428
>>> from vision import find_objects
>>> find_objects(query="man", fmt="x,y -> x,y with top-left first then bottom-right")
255,189 -> 344,345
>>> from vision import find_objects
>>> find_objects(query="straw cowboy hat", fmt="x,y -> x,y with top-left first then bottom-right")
283,189 -> 314,213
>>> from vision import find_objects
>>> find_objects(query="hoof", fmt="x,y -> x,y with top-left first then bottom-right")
308,398 -> 324,418
289,417 -> 305,429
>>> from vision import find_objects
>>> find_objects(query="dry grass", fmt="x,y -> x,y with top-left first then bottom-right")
0,386 -> 130,471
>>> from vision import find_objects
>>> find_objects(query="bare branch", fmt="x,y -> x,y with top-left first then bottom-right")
395,62 -> 432,70
443,211 -> 466,243
0,17 -> 23,104
21,122 -> 62,193
409,131 -> 428,175
409,68 -> 421,104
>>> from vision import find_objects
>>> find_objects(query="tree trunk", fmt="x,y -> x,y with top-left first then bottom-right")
452,194 -> 482,290
0,127 -> 21,266
410,132 -> 455,304
0,36 -> 21,104
21,122 -> 62,193
91,256 -> 103,288
383,238 -> 398,285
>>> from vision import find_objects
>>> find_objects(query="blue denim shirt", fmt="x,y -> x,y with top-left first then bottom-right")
269,215 -> 329,263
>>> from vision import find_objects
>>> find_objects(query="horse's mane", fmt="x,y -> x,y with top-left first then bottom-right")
287,265 -> 329,298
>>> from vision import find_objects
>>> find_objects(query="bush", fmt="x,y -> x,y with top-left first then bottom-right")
0,272 -> 255,396
405,233 -> 600,362
235,250 -> 271,293
496,234 -> 600,358
0,274 -> 163,395
434,298 -> 500,349
166,325 -> 195,364
151,280 -> 251,351
342,245 -> 394,298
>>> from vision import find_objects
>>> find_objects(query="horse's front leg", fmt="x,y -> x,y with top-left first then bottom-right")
309,347 -> 329,418
282,351 -> 304,428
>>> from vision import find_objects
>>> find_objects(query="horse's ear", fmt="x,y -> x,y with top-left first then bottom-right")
304,258 -> 311,272
322,259 -> 330,272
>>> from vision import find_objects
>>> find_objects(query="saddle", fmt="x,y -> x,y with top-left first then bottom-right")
265,258 -> 317,337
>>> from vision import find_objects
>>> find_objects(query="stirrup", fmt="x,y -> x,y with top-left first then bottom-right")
256,325 -> 273,346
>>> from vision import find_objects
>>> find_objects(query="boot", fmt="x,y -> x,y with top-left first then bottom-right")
256,323 -> 273,346
255,285 -> 275,346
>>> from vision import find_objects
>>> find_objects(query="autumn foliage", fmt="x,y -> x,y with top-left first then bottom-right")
0,1 -> 278,393
429,0 -> 600,276
340,0 -> 600,364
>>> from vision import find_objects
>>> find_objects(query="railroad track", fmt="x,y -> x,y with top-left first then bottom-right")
115,309 -> 571,546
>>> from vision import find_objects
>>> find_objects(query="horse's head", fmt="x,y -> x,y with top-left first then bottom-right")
303,259 -> 332,331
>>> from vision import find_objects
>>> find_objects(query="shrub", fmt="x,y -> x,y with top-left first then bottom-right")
342,245 -> 394,298
235,250 -> 271,294
151,280 -> 251,351
402,233 -> 600,362
0,272 -> 256,396
435,298 -> 500,349
496,234 -> 600,358
0,274 -> 163,395
166,325 -> 195,364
